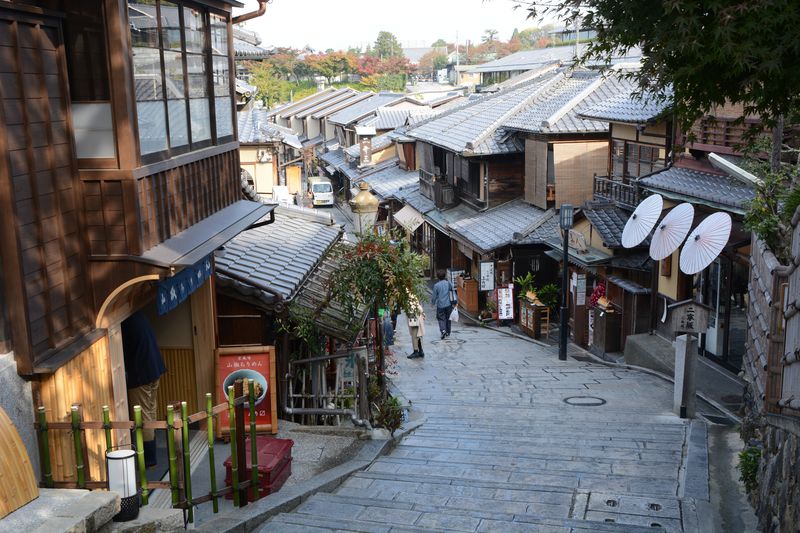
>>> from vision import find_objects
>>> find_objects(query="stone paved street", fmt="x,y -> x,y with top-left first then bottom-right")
263,304 -> 713,532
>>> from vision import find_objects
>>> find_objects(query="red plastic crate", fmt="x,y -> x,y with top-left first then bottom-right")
224,436 -> 293,500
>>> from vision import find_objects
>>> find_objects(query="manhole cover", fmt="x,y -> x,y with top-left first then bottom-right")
431,338 -> 466,345
563,396 -> 607,406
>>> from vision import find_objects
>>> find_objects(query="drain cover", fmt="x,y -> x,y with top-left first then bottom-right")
563,396 -> 607,406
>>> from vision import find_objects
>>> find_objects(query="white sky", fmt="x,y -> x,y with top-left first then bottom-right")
234,0 -> 548,52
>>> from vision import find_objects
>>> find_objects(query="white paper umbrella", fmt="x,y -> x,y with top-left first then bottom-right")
621,194 -> 663,248
649,203 -> 695,260
679,212 -> 732,275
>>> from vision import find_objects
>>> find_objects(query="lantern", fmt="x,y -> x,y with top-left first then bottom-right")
106,449 -> 139,521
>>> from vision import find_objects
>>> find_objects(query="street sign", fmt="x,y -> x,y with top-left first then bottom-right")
668,299 -> 711,334
497,284 -> 514,320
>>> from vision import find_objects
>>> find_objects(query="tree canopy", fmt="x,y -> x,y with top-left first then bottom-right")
372,31 -> 404,59
515,0 -> 800,129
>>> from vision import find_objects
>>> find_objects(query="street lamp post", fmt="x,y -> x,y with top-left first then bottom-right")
559,204 -> 574,361
349,182 -> 387,395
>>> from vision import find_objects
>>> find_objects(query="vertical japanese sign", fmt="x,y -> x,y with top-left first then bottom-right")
479,261 -> 495,291
497,284 -> 514,320
576,274 -> 587,306
216,346 -> 278,435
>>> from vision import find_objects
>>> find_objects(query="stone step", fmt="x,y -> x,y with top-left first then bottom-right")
364,456 -> 678,496
8,489 -> 120,533
409,425 -> 687,445
97,507 -> 184,533
271,492 -> 668,533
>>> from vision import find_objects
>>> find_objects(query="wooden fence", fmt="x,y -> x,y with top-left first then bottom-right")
36,379 -> 261,523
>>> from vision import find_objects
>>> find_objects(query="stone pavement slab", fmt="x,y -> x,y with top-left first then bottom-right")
261,302 -> 712,532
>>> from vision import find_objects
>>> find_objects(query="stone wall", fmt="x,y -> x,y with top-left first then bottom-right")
741,413 -> 800,532
0,352 -> 39,479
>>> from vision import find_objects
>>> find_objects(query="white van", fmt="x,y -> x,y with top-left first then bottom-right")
308,176 -> 334,207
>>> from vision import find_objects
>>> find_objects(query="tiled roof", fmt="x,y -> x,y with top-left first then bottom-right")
236,79 -> 257,96
468,46 -> 642,73
503,70 -> 632,135
294,89 -> 360,119
513,209 -> 560,245
327,92 -> 405,126
640,166 -> 756,213
292,249 -> 369,341
234,38 -> 272,59
359,165 -> 419,199
341,157 -> 399,181
238,109 -> 301,147
392,185 -> 435,214
448,199 -> 551,253
582,204 -> 632,249
478,64 -> 560,94
266,88 -> 338,118
344,133 -> 394,158
319,148 -> 346,170
406,71 -> 562,156
214,211 -> 341,310
579,88 -> 673,124
310,93 -> 373,120
278,88 -> 354,120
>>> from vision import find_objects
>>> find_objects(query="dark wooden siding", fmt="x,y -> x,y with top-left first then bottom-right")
487,154 -> 525,208
0,9 -> 91,372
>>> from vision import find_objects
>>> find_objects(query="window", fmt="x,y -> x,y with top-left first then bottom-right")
128,0 -> 234,159
611,140 -> 665,180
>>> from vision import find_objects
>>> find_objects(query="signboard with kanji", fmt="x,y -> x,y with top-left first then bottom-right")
479,261 -> 495,291
669,300 -> 710,334
216,346 -> 278,435
497,284 -> 514,320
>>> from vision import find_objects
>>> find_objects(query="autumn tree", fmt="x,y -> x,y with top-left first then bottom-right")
372,31 -> 404,59
249,62 -> 290,107
305,51 -> 354,85
419,50 -> 448,74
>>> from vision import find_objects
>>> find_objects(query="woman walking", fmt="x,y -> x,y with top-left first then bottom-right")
407,297 -> 426,359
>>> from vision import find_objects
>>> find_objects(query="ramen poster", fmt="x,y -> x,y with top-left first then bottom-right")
216,346 -> 278,435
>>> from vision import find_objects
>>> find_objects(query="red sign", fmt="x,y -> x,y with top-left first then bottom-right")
216,346 -> 277,435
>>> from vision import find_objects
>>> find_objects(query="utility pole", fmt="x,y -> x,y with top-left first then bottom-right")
573,11 -> 580,59
455,31 -> 460,85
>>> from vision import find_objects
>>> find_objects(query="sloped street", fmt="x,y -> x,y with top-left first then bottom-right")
264,306 -> 717,532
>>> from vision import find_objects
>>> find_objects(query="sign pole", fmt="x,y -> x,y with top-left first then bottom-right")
667,299 -> 709,419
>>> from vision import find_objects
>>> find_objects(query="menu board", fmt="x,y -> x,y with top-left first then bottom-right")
497,284 -> 515,320
216,346 -> 278,435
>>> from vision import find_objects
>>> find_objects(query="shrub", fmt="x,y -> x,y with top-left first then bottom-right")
373,394 -> 404,436
737,446 -> 761,493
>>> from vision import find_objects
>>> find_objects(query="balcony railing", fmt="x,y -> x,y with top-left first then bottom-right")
419,169 -> 458,209
688,116 -> 762,155
593,176 -> 640,209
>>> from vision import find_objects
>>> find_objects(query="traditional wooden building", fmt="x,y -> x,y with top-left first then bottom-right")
0,0 -> 269,482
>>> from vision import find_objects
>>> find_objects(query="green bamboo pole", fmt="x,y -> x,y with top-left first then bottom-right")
166,405 -> 179,508
181,401 -> 193,523
102,405 -> 112,453
37,407 -> 53,488
206,393 -> 219,513
228,385 -> 240,508
133,406 -> 148,505
248,380 -> 259,502
70,406 -> 85,489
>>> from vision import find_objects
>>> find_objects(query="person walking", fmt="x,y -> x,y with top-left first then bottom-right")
431,269 -> 454,339
407,296 -> 426,359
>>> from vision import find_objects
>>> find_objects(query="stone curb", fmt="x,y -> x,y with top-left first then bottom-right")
193,438 -> 394,533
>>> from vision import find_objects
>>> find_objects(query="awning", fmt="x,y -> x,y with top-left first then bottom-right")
607,275 -> 650,295
393,205 -> 424,233
138,200 -> 274,269
325,165 -> 336,175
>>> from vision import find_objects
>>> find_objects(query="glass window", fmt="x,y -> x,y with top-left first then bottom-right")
190,98 -> 211,142
128,0 -> 232,156
183,7 -> 205,54
215,96 -> 232,138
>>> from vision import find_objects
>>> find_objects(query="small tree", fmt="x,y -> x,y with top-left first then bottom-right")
328,232 -> 426,395
249,62 -> 290,107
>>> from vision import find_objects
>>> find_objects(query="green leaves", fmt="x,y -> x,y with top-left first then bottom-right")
328,231 -> 427,318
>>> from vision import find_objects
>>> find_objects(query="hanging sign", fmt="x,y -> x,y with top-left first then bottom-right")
576,274 -> 587,306
216,346 -> 278,435
497,284 -> 514,320
157,254 -> 213,315
479,261 -> 495,291
668,300 -> 711,334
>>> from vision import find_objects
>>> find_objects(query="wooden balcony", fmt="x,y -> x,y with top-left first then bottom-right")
688,116 -> 762,155
419,168 -> 459,209
593,176 -> 640,209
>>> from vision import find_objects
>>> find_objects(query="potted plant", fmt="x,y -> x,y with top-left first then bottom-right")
479,299 -> 496,322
